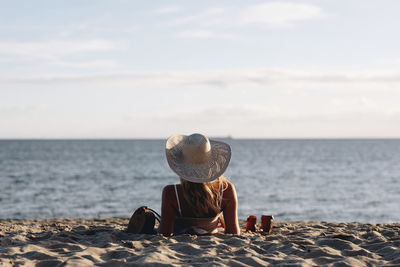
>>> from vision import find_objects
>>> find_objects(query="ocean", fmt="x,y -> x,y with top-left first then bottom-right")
0,139 -> 399,222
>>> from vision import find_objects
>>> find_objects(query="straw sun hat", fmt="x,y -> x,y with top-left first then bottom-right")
166,133 -> 231,183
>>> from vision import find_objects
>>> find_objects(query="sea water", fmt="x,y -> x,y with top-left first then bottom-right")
0,139 -> 399,222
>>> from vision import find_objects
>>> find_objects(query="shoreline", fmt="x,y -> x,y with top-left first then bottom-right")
1,217 -> 399,266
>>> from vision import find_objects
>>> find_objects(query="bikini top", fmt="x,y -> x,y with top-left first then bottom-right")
173,182 -> 225,234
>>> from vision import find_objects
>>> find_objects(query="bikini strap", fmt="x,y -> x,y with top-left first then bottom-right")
174,184 -> 182,216
219,180 -> 224,209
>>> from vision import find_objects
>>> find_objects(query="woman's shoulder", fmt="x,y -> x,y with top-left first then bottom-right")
223,180 -> 236,191
221,180 -> 237,200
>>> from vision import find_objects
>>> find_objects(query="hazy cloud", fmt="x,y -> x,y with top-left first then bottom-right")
2,102 -> 399,138
4,69 -> 400,90
177,30 -> 234,39
58,25 -> 140,38
121,106 -> 400,138
167,8 -> 225,27
239,2 -> 325,26
0,105 -> 48,116
48,59 -> 118,69
154,6 -> 182,14
0,39 -> 116,61
166,2 -> 325,29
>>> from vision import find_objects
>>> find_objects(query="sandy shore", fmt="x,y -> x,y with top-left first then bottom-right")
1,218 -> 399,266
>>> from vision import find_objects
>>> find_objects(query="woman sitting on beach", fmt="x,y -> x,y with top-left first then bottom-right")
158,133 -> 240,235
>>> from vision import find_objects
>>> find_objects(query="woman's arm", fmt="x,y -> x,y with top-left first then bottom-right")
157,185 -> 175,236
222,183 -> 240,234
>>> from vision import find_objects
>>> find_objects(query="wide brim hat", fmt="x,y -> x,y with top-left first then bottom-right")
166,133 -> 231,183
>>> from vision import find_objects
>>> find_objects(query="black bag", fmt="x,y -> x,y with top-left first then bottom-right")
127,206 -> 161,234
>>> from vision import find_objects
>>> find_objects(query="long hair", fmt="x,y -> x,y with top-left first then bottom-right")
180,176 -> 228,217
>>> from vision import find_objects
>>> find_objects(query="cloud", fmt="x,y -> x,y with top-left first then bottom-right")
0,105 -> 48,116
177,30 -> 234,39
126,103 -> 400,124
154,6 -> 182,14
122,105 -> 400,138
0,39 -> 116,61
125,105 -> 282,121
167,8 -> 225,27
239,2 -> 325,26
2,69 -> 399,138
58,24 -> 140,38
48,59 -> 117,69
3,69 -> 400,91
166,2 -> 325,29
2,101 -> 399,138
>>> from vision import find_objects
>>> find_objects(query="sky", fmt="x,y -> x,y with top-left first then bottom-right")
1,0 -> 400,138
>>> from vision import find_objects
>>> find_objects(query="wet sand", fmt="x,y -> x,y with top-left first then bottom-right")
1,218 -> 399,266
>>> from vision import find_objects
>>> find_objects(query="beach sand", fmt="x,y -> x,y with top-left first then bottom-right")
1,218 -> 399,266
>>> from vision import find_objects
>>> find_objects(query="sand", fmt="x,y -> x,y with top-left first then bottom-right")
1,218 -> 399,266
